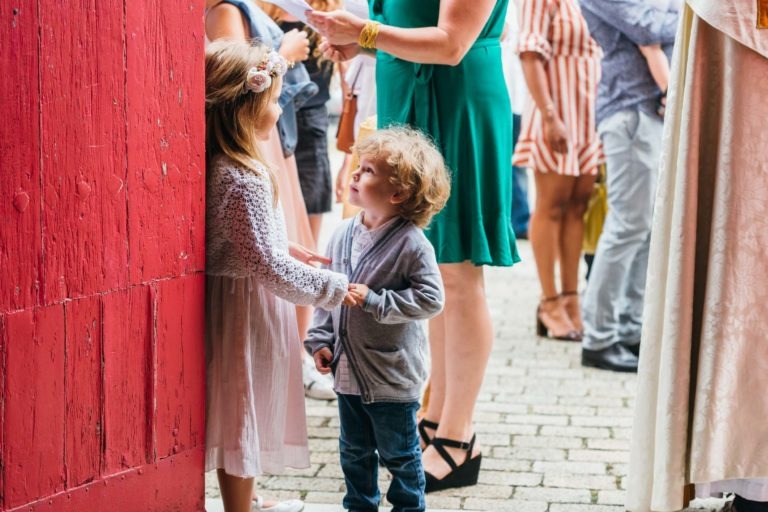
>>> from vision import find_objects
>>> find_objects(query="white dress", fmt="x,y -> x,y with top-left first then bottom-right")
626,3 -> 768,510
205,155 -> 348,477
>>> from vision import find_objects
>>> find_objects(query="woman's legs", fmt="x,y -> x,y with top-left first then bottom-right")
218,470 -> 255,512
307,214 -> 323,246
421,313 -> 447,448
559,174 -> 597,332
422,262 -> 491,479
529,171 -> 578,336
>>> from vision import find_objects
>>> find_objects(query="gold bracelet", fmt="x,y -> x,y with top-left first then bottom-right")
358,21 -> 381,49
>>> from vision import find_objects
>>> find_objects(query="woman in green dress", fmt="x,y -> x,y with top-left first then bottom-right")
309,0 -> 519,492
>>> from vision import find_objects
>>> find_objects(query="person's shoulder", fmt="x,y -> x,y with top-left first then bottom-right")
206,2 -> 249,39
210,155 -> 270,190
393,221 -> 434,254
331,217 -> 356,242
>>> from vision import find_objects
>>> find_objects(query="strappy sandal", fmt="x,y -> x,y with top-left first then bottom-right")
424,434 -> 482,493
418,418 -> 439,448
560,290 -> 585,337
536,295 -> 581,341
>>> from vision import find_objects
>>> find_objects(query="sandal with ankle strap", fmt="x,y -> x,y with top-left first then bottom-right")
424,434 -> 482,493
560,290 -> 585,336
418,418 -> 439,447
536,295 -> 581,341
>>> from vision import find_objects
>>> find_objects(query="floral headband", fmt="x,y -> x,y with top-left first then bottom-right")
244,50 -> 288,94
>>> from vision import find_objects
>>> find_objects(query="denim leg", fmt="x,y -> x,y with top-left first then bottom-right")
511,114 -> 531,237
582,110 -> 662,351
367,401 -> 425,512
338,394 -> 380,512
512,167 -> 531,236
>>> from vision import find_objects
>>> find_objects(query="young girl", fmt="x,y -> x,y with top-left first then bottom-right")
205,40 -> 353,512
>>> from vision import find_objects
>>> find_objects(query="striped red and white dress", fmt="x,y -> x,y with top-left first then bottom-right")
512,0 -> 604,176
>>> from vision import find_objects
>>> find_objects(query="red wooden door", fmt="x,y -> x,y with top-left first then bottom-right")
1,1 -> 206,510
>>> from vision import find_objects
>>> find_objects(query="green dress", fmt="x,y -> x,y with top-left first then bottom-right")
372,0 -> 520,266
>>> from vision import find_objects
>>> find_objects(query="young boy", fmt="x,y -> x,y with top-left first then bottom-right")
304,127 -> 451,512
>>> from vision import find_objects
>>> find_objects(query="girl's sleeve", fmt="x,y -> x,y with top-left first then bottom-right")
517,0 -> 554,60
221,171 -> 348,310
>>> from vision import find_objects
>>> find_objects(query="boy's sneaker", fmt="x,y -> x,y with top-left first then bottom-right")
302,355 -> 336,400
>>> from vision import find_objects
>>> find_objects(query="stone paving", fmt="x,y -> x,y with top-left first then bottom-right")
205,236 -> 727,512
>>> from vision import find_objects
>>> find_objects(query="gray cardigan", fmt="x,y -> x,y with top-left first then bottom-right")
304,217 -> 444,404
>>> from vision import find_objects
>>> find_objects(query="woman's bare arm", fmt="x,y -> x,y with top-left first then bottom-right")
308,0 -> 497,66
519,52 -> 568,154
206,2 -> 249,40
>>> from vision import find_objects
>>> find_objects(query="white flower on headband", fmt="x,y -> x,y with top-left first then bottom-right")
243,50 -> 288,95
266,52 -> 288,76
245,68 -> 273,94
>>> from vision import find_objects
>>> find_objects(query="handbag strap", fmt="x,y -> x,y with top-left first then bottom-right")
346,62 -> 364,95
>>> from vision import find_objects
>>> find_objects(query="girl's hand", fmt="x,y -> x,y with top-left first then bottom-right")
318,40 -> 361,62
289,242 -> 332,266
348,283 -> 370,304
543,115 -> 569,155
307,10 -> 365,46
343,292 -> 358,307
313,347 -> 334,374
280,28 -> 311,63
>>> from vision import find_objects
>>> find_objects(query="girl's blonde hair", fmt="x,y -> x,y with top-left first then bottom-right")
205,39 -> 281,202
354,127 -> 452,228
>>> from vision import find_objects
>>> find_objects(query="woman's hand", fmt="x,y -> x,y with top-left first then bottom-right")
313,347 -> 334,374
543,115 -> 569,155
289,242 -> 332,266
279,28 -> 311,62
319,40 -> 361,62
307,10 -> 365,46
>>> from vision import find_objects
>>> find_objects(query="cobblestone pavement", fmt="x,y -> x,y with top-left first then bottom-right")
205,236 -> 727,511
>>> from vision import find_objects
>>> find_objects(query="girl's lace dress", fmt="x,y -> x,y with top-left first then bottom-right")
205,154 -> 347,477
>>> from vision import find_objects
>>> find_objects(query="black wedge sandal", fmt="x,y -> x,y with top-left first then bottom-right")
417,418 -> 439,448
424,434 -> 482,493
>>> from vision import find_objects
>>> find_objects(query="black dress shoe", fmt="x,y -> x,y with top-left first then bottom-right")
582,344 -> 638,372
620,341 -> 641,357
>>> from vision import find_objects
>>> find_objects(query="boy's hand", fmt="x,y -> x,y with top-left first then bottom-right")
313,347 -> 334,374
348,283 -> 370,304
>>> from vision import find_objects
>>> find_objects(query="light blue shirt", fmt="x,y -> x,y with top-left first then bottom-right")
580,0 -> 681,124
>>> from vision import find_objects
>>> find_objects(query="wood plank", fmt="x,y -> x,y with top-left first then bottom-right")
6,448 -> 204,512
125,0 -> 206,284
3,306 -> 66,507
102,286 -> 152,474
155,274 -> 206,459
64,296 -> 102,487
1,313 -> 5,507
0,1 -> 42,312
39,0 -> 128,303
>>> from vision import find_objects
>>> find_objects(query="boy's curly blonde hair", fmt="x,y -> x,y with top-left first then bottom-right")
354,127 -> 451,228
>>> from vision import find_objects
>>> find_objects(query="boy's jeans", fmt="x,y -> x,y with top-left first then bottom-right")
337,394 -> 425,512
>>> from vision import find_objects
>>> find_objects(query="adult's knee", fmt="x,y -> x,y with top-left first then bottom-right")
536,201 -> 567,223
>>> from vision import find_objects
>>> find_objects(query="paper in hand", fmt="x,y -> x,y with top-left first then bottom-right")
262,0 -> 315,25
